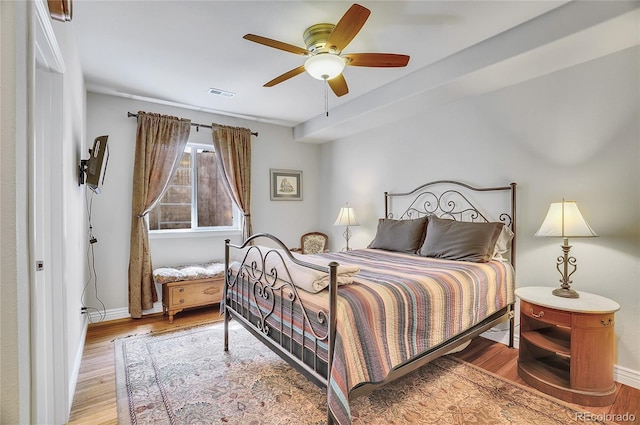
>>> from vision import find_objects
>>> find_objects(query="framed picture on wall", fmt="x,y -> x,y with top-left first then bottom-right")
270,169 -> 302,201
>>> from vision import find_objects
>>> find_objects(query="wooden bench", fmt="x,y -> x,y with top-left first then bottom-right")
153,261 -> 225,323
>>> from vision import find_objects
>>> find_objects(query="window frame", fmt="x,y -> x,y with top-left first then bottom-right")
148,142 -> 242,237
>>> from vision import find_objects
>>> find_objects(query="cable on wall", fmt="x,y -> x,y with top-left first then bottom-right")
81,190 -> 107,323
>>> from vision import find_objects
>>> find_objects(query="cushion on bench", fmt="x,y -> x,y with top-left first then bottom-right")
153,261 -> 225,284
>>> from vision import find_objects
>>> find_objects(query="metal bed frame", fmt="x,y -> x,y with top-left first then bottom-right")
223,180 -> 517,424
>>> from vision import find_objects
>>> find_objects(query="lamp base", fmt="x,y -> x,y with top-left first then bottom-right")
552,287 -> 579,298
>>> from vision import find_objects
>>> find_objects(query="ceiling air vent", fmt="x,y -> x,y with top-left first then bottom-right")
208,88 -> 235,98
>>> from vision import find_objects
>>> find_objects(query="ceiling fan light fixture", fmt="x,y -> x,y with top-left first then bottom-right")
304,53 -> 346,80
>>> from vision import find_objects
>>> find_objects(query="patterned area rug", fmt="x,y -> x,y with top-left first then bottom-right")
115,320 -> 611,425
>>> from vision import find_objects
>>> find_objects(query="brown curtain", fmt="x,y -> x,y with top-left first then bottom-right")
212,125 -> 253,239
128,112 -> 191,318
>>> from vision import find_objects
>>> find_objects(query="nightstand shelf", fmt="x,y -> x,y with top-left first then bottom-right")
521,326 -> 571,355
516,287 -> 620,407
519,356 -> 570,387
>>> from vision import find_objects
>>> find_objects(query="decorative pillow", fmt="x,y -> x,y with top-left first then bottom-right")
493,225 -> 514,261
368,216 -> 428,253
418,216 -> 504,262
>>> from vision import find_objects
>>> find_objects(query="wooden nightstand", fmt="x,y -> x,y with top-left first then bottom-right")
515,286 -> 620,406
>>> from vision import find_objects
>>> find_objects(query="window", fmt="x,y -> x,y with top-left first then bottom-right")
148,144 -> 239,232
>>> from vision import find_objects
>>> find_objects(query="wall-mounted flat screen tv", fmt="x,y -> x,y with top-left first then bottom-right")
85,135 -> 109,194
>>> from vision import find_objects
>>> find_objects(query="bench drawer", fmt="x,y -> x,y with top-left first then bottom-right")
169,279 -> 223,308
161,277 -> 224,322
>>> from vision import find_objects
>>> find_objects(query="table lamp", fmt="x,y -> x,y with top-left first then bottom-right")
535,199 -> 597,298
334,203 -> 359,251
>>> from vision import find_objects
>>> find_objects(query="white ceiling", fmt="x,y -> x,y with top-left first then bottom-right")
71,1 -> 639,142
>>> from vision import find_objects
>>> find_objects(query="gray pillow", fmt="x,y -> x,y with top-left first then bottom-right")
418,216 -> 504,262
368,216 -> 428,253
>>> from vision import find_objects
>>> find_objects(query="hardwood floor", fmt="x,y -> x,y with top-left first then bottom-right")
452,338 -> 640,424
68,307 -> 640,424
68,307 -> 221,424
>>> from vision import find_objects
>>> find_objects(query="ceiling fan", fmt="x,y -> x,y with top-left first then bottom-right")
243,3 -> 410,97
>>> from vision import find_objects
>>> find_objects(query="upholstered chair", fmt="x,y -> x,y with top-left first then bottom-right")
291,232 -> 329,254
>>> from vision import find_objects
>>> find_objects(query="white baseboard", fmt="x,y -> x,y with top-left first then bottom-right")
613,363 -> 640,390
481,329 -> 640,390
67,316 -> 89,421
87,302 -> 164,323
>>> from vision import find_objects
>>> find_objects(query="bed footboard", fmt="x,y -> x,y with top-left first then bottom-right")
223,233 -> 338,391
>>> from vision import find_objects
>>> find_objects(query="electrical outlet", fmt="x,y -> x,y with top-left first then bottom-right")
81,307 -> 88,314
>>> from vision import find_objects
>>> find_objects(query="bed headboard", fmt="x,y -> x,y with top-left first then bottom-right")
384,180 -> 517,265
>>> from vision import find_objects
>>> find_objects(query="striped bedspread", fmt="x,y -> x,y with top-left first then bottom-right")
314,249 -> 514,424
228,248 -> 514,425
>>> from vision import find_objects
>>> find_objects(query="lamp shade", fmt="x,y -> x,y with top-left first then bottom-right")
334,206 -> 359,226
535,200 -> 597,238
305,53 -> 346,81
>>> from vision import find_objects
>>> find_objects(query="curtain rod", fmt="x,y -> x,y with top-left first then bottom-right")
127,112 -> 258,137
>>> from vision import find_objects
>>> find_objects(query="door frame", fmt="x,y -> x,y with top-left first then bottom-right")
30,1 -> 68,423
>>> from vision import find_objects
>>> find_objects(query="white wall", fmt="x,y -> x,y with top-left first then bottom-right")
85,92 -> 322,315
50,15 -> 91,416
320,47 -> 640,380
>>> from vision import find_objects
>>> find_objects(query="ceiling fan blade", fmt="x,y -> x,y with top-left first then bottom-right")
243,34 -> 308,56
343,53 -> 410,67
264,66 -> 306,87
328,74 -> 349,97
326,4 -> 371,52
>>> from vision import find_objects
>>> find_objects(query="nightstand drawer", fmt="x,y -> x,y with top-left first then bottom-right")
521,300 -> 571,327
572,312 -> 615,329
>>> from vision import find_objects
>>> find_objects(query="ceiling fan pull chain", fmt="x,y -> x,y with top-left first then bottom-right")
325,78 -> 329,117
